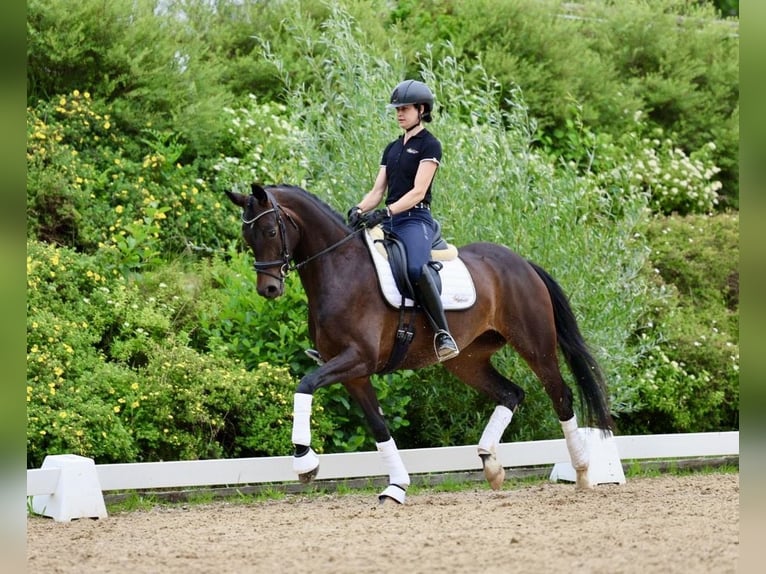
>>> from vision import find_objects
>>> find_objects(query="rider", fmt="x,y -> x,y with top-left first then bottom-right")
348,79 -> 459,362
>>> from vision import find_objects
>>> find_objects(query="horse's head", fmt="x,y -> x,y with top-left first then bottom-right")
225,183 -> 298,299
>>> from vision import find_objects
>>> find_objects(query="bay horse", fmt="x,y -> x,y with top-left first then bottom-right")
226,183 -> 613,503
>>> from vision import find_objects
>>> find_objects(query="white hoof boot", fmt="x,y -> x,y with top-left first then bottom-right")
378,484 -> 407,505
479,448 -> 505,491
293,447 -> 320,483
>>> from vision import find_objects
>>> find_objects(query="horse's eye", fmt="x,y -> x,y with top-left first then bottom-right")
268,228 -> 278,238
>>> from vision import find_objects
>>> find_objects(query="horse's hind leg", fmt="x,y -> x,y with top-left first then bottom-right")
519,345 -> 593,491
444,340 -> 526,490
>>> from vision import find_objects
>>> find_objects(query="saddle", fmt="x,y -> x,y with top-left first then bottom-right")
368,222 -> 455,301
364,225 -> 476,311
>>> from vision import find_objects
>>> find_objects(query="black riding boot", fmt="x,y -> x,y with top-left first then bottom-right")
415,266 -> 459,362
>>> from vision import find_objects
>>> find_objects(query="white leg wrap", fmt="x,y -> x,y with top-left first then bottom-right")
377,438 -> 410,487
478,405 -> 513,453
291,393 -> 313,447
561,415 -> 589,470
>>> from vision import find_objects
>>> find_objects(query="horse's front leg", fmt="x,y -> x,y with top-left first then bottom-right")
290,351 -> 379,484
344,379 -> 410,504
291,392 -> 321,482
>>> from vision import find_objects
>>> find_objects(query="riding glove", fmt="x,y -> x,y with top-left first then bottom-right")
347,206 -> 363,229
361,208 -> 390,229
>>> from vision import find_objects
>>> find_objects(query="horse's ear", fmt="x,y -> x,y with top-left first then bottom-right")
224,189 -> 248,208
250,183 -> 269,205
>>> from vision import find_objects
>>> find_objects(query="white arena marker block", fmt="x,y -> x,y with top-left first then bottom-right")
549,427 -> 626,485
31,454 -> 108,522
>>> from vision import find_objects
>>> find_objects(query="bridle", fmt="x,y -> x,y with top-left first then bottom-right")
242,191 -> 362,285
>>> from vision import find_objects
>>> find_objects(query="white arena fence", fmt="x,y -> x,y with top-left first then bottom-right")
27,431 -> 738,522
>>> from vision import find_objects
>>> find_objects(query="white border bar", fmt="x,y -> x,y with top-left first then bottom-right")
27,431 -> 738,495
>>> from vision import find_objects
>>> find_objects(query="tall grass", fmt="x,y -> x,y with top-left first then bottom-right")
255,1 -> 655,437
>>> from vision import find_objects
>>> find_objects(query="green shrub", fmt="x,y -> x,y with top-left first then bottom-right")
541,102 -> 724,216
26,0 -> 236,161
26,240 -> 336,466
27,91 -> 241,268
389,0 -> 738,206
617,213 -> 739,433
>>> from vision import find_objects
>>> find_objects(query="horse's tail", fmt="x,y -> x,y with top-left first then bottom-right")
528,261 -> 614,432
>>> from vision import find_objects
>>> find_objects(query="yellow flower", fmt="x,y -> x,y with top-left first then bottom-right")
113,406 -> 120,413
115,205 -> 124,214
131,382 -> 139,390
73,89 -> 80,97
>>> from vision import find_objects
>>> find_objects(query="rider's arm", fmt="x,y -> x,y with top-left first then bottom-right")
386,159 -> 438,215
355,166 -> 388,213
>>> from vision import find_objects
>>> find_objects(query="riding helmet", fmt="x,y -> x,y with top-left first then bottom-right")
388,79 -> 434,122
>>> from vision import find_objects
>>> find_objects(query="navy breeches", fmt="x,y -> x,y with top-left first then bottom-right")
384,208 -> 434,283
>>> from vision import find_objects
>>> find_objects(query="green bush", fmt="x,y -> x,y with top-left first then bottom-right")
541,102 -> 724,216
26,240 -> 336,467
389,0 -> 738,206
26,0 -> 236,161
617,213 -> 739,433
27,91 -> 241,267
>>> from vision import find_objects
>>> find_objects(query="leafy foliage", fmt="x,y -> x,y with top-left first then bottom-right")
25,0 -> 738,465
26,240 -> 335,467
617,213 -> 739,433
388,0 -> 738,206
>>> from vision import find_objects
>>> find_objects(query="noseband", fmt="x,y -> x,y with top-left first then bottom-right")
242,191 -> 361,285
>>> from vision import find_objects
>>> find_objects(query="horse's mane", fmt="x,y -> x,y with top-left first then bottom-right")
267,184 -> 348,228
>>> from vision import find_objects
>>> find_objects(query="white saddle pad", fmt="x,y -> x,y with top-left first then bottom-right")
364,229 -> 477,310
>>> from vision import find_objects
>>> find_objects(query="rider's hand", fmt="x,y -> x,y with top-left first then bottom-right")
361,208 -> 390,229
347,206 -> 363,229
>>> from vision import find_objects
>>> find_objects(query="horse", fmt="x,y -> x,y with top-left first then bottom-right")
225,182 -> 614,503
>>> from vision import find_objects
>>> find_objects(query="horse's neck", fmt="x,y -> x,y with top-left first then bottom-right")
293,221 -> 366,300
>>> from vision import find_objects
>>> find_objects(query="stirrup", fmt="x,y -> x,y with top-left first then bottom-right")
304,348 -> 325,365
434,330 -> 459,362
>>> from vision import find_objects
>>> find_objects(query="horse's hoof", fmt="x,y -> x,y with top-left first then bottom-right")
479,449 -> 505,491
483,460 -> 505,490
378,495 -> 401,506
575,468 -> 593,491
298,466 -> 319,484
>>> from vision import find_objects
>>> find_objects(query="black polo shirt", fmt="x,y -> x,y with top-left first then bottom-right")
380,129 -> 442,206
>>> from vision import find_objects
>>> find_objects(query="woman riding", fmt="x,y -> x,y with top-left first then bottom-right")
348,79 -> 459,362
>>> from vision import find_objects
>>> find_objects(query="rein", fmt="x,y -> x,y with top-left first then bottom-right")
243,192 -> 362,282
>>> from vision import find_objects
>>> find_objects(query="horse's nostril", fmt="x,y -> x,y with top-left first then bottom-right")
259,283 -> 281,299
